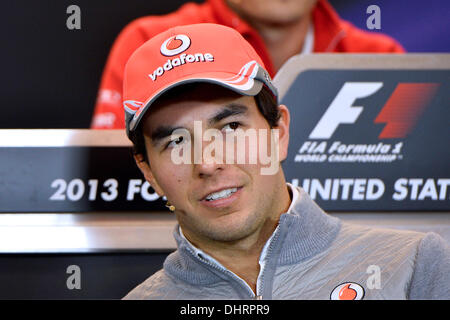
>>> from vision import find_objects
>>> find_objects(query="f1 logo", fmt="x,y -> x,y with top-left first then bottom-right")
309,82 -> 383,139
309,82 -> 440,139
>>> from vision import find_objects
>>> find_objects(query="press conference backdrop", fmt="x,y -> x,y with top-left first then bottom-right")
0,54 -> 449,299
1,55 -> 448,213
0,0 -> 449,301
274,54 -> 450,212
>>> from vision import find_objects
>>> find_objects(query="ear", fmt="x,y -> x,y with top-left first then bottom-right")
134,153 -> 165,197
275,104 -> 290,161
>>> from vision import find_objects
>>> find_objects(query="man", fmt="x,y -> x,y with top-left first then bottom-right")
122,23 -> 449,300
92,0 -> 404,129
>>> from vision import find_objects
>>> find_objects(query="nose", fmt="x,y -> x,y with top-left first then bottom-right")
194,152 -> 225,178
191,121 -> 227,178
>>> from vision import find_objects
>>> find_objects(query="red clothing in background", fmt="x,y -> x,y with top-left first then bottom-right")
91,0 -> 404,129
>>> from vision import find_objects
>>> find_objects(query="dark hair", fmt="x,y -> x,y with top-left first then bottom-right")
131,85 -> 280,163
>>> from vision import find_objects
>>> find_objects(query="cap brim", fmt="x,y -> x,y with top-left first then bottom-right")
128,71 -> 264,133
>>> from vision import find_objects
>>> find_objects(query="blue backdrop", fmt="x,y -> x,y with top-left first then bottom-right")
330,0 -> 450,52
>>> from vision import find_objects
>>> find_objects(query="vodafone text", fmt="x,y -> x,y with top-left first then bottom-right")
292,178 -> 450,201
149,53 -> 214,81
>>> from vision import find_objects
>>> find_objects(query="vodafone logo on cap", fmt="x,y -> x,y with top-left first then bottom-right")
149,35 -> 214,82
160,35 -> 191,56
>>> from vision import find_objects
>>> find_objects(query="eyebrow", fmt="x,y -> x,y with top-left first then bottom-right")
208,103 -> 248,126
150,125 -> 184,146
149,103 -> 248,146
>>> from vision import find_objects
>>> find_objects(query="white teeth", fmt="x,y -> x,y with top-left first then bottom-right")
205,188 -> 238,201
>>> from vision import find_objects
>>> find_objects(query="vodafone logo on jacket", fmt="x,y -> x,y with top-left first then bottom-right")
160,34 -> 191,56
330,282 -> 365,300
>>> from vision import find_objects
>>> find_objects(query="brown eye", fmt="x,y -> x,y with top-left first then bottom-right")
167,135 -> 184,149
175,136 -> 183,144
223,122 -> 240,132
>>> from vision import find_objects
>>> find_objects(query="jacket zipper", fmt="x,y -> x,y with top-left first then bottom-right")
186,247 -> 258,299
186,225 -> 282,300
255,224 -> 281,300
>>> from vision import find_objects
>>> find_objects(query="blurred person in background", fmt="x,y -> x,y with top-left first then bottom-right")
91,0 -> 404,129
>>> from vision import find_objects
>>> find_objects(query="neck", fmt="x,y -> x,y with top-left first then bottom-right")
254,17 -> 311,71
182,180 -> 292,293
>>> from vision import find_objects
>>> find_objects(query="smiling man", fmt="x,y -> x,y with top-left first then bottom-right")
122,24 -> 449,300
133,83 -> 290,295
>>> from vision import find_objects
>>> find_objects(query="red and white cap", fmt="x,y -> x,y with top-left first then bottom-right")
123,23 -> 278,137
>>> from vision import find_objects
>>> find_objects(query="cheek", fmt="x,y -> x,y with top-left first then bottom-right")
149,154 -> 191,199
229,129 -> 279,170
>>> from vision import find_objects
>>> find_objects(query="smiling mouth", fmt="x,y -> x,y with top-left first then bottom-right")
204,187 -> 239,201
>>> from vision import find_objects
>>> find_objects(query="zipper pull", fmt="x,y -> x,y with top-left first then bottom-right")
254,295 -> 263,300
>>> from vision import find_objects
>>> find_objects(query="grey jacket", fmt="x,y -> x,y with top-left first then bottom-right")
124,187 -> 450,300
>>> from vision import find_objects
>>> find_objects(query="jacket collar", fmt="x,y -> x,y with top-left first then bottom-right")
277,186 -> 341,264
312,0 -> 347,52
164,185 -> 341,285
207,0 -> 347,54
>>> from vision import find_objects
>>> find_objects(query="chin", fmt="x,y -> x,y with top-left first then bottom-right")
203,226 -> 253,242
256,13 -> 304,26
199,209 -> 262,242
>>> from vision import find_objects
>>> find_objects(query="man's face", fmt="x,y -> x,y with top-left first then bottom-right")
226,0 -> 317,25
137,84 -> 290,244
